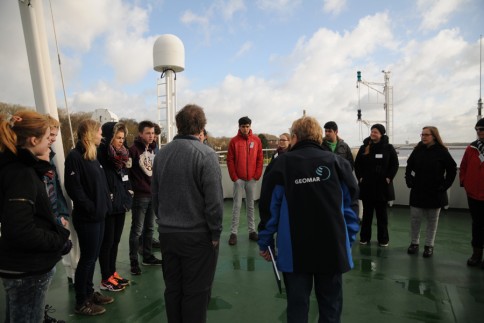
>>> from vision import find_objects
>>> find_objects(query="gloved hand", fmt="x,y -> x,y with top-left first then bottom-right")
61,240 -> 73,255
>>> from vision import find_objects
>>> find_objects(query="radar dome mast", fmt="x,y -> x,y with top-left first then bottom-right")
153,34 -> 185,143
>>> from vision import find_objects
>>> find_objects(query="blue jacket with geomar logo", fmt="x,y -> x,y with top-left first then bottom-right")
258,140 -> 359,274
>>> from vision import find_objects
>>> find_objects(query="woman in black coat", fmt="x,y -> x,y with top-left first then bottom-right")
405,126 -> 456,257
97,122 -> 132,291
355,124 -> 399,246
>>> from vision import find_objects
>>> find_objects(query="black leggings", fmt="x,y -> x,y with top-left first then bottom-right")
98,213 -> 126,280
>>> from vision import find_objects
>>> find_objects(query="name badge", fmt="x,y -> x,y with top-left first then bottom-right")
122,174 -> 129,182
375,154 -> 383,159
250,142 -> 254,148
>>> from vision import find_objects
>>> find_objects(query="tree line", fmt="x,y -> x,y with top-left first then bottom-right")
0,102 -> 279,158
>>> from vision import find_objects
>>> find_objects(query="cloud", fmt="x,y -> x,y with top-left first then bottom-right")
256,0 -> 302,13
417,0 -> 467,31
234,41 -> 253,59
323,0 -> 347,15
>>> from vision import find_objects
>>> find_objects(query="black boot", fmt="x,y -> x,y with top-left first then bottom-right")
467,247 -> 483,267
44,305 -> 66,323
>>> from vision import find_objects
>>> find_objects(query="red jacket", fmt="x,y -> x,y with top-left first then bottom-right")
227,129 -> 263,182
460,142 -> 484,201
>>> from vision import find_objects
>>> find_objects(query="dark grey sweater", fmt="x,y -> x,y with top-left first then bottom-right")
152,135 -> 223,240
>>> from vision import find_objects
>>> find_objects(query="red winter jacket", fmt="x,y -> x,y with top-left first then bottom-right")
459,142 -> 484,201
227,129 -> 263,182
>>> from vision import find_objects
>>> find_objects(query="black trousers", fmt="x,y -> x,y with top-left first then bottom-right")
360,199 -> 389,244
468,196 -> 484,248
99,213 -> 126,280
159,232 -> 219,323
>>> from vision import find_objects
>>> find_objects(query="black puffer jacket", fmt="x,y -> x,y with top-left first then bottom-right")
0,148 -> 70,278
98,122 -> 133,214
405,143 -> 456,208
355,135 -> 399,201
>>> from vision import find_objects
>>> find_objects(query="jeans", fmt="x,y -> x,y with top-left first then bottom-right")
283,272 -> 343,323
160,232 -> 219,323
74,220 -> 105,305
360,199 -> 389,244
99,213 -> 126,280
2,266 -> 56,323
129,197 -> 155,262
410,207 -> 441,246
230,179 -> 256,234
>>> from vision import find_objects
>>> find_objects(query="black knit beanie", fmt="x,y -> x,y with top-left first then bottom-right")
371,123 -> 386,135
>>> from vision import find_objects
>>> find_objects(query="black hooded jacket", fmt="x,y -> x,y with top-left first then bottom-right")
0,148 -> 70,277
98,122 -> 133,214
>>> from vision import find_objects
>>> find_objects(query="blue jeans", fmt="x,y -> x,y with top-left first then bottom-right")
283,272 -> 343,323
74,220 -> 105,305
129,197 -> 155,261
2,266 -> 56,323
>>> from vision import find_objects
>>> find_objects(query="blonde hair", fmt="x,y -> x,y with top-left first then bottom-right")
77,119 -> 100,160
0,110 -> 49,154
47,115 -> 60,129
290,116 -> 323,144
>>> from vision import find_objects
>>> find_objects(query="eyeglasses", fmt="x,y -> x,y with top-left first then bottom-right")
475,127 -> 484,132
420,134 -> 432,137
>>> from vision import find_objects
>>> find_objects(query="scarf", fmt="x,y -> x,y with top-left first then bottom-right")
108,144 -> 129,171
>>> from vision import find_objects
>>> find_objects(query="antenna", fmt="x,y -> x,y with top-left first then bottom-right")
478,34 -> 482,121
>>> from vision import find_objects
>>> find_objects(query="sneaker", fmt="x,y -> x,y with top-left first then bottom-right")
407,244 -> 419,255
131,260 -> 142,275
113,272 -> 130,286
228,233 -> 237,246
44,305 -> 66,323
100,276 -> 125,292
359,240 -> 369,245
379,242 -> 389,247
90,291 -> 114,305
249,232 -> 259,241
423,246 -> 434,258
74,301 -> 106,316
152,238 -> 161,249
142,255 -> 162,266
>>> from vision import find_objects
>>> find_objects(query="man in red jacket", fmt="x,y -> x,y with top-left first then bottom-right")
227,116 -> 263,245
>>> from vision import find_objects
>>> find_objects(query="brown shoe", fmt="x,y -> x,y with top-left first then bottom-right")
228,233 -> 237,246
75,301 -> 106,316
90,291 -> 114,305
249,232 -> 259,241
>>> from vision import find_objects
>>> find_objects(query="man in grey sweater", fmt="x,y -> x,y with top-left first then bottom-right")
152,104 -> 223,323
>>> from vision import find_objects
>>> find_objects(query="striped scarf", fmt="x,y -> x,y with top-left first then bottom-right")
108,144 -> 129,171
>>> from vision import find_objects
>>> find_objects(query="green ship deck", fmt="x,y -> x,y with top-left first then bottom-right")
1,201 -> 483,322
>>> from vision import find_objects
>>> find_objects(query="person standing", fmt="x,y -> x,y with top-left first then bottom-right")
322,121 -> 355,169
460,118 -> 484,267
97,122 -> 132,291
152,104 -> 223,323
405,126 -> 456,257
45,116 -> 80,286
0,111 -> 71,323
258,116 -> 359,323
65,119 -> 113,315
355,124 -> 399,247
227,116 -> 263,245
128,121 -> 161,275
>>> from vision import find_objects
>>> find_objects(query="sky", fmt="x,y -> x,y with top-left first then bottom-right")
0,0 -> 483,147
